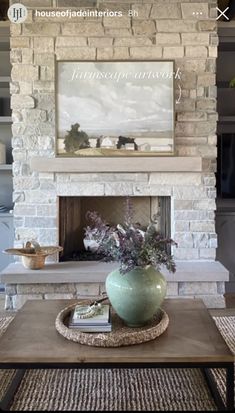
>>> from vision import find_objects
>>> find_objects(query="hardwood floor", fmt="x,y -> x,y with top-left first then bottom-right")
211,293 -> 235,316
225,293 -> 235,308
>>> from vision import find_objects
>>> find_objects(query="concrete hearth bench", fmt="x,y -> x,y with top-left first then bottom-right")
0,261 -> 229,311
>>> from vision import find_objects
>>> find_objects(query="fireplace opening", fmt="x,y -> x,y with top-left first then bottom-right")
59,196 -> 171,262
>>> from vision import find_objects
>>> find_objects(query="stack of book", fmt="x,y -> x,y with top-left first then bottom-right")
69,304 -> 112,332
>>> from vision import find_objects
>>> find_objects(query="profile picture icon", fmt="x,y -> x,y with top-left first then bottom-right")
8,3 -> 28,23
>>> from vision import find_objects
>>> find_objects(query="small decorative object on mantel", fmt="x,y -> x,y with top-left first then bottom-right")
84,197 -> 177,328
4,240 -> 63,270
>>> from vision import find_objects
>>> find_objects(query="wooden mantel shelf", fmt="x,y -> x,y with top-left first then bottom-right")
30,156 -> 202,173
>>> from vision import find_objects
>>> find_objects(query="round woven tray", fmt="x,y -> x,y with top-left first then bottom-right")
55,302 -> 169,348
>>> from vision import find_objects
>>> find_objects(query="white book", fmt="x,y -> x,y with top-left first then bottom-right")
71,304 -> 110,325
69,324 -> 112,333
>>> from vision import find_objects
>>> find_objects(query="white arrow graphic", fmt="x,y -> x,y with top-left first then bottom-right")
176,83 -> 182,105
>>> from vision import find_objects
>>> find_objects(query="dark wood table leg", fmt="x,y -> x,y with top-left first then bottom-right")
226,363 -> 234,411
0,369 -> 26,411
203,365 -> 234,411
203,368 -> 225,411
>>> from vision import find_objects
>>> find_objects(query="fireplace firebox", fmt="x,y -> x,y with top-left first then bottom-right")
59,196 -> 171,261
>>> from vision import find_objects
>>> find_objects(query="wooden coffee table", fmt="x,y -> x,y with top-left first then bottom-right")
0,299 -> 234,411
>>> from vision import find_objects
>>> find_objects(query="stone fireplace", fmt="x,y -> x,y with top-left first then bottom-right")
1,0 -> 229,309
3,168 -> 228,310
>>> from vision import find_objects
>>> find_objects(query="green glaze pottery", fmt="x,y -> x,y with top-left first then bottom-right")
105,265 -> 167,327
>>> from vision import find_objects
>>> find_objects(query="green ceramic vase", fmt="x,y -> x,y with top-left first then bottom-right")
105,265 -> 167,327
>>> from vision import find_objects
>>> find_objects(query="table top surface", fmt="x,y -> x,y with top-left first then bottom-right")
0,299 -> 233,365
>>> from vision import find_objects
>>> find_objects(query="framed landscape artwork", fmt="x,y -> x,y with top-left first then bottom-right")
56,61 -> 175,157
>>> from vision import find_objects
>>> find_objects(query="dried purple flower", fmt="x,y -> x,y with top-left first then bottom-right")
84,200 -> 177,275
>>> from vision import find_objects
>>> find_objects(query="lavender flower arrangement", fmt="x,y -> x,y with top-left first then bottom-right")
84,198 -> 177,274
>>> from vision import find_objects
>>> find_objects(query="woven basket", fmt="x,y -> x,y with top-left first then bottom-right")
4,240 -> 63,270
55,300 -> 169,348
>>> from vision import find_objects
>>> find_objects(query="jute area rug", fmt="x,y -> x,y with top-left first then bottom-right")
0,316 -> 234,411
